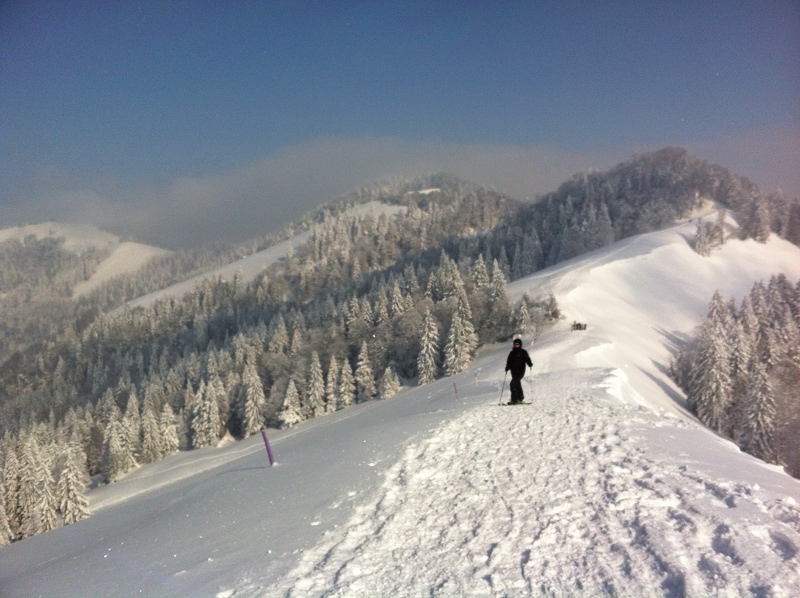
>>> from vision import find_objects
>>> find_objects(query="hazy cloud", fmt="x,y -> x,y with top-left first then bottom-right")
1,133 -> 796,250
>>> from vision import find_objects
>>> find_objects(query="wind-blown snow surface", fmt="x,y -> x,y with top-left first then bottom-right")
2,221 -> 800,597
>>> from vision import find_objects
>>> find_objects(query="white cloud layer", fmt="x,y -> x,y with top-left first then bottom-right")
1,130 -> 796,249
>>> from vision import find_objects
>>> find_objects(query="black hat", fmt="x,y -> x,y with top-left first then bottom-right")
513,338 -> 522,346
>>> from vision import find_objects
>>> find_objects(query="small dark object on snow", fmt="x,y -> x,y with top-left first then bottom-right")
572,321 -> 587,331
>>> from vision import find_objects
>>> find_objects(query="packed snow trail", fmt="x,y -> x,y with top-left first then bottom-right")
235,369 -> 800,597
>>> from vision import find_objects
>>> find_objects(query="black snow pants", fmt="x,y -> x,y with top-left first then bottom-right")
509,374 -> 525,403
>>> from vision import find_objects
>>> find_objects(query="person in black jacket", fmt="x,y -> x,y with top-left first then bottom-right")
505,338 -> 533,404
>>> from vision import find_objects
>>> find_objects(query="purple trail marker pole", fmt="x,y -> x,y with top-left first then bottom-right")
261,430 -> 275,466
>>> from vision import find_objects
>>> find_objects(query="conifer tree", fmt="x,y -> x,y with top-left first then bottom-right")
728,319 -> 753,438
239,362 -> 266,437
95,387 -> 120,429
279,379 -> 303,428
378,364 -> 401,399
56,444 -> 90,525
3,448 -> 21,539
444,310 -> 473,376
159,404 -> 180,455
418,308 -> 440,384
0,480 -> 12,546
19,435 -> 59,537
191,381 -> 221,449
307,352 -> 326,417
740,361 -> 777,462
139,404 -> 163,464
455,292 -> 479,356
338,359 -> 356,409
374,290 -> 390,325
690,322 -> 733,435
325,355 -> 340,413
102,418 -> 139,483
208,370 -> 229,433
471,255 -> 490,289
355,341 -> 377,403
513,296 -> 533,339
267,315 -> 289,354
390,281 -> 409,317
121,391 -> 142,460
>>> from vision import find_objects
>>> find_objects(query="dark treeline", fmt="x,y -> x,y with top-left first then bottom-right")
671,276 -> 800,477
1,147 -> 798,544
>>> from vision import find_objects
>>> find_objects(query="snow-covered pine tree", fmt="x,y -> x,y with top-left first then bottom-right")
444,310 -> 472,376
338,359 -> 356,409
455,291 -> 479,356
0,479 -> 12,546
471,255 -> 490,289
95,387 -> 119,429
325,355 -> 340,413
191,381 -> 221,449
689,320 -> 734,435
239,362 -> 266,437
390,281 -> 409,317
159,403 -> 180,455
56,443 -> 90,525
374,290 -> 390,325
279,379 -> 303,428
139,403 -> 163,464
693,220 -> 714,256
355,341 -> 377,403
707,290 -> 733,341
513,295 -> 533,339
741,194 -> 771,242
19,435 -> 59,537
306,352 -> 326,417
378,364 -> 401,399
267,315 -> 289,354
3,447 -> 21,538
417,308 -> 440,384
489,260 -> 513,341
102,417 -> 139,483
121,391 -> 142,460
207,370 -> 229,433
728,319 -> 753,439
740,361 -> 777,462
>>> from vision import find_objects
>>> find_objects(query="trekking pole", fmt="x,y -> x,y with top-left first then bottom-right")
528,364 -> 534,402
499,371 -> 507,405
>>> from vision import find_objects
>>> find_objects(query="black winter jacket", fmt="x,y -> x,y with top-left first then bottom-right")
505,347 -> 532,378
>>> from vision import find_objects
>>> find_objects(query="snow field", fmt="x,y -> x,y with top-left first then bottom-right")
262,369 -> 800,598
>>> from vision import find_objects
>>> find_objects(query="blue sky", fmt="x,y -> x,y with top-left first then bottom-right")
1,1 -> 798,247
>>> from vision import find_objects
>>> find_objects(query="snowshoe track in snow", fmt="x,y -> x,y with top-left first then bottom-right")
265,371 -> 800,597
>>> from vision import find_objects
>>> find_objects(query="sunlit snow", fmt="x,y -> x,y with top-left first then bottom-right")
1,219 -> 799,597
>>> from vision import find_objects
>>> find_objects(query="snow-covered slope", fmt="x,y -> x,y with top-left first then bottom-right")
120,201 -> 405,311
73,242 -> 173,297
1,221 -> 799,597
0,222 -> 119,252
0,221 -> 173,296
120,232 -> 313,312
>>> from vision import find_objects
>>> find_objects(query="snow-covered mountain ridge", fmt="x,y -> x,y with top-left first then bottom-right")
1,219 -> 799,597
